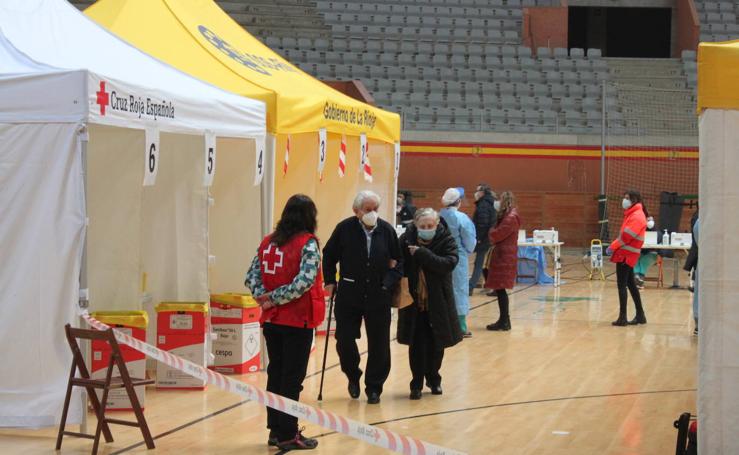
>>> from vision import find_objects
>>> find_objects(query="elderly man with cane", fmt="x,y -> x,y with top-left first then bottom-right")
322,190 -> 403,404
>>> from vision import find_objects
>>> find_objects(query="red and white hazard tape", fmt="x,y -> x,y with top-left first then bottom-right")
81,311 -> 466,455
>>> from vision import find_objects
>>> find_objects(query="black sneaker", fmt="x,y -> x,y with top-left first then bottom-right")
348,381 -> 360,399
409,389 -> 422,400
366,390 -> 381,404
268,431 -> 278,447
693,327 -> 698,336
277,430 -> 318,451
486,319 -> 511,331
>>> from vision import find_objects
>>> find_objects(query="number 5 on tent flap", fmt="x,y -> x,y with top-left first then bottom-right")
144,127 -> 159,186
204,131 -> 216,187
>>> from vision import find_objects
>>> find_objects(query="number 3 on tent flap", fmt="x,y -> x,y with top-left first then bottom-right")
144,127 -> 160,186
204,132 -> 216,187
318,128 -> 327,176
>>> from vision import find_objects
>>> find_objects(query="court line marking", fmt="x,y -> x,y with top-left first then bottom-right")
110,263 -> 670,453
109,286 -> 526,454
109,401 -> 248,455
311,388 -> 698,439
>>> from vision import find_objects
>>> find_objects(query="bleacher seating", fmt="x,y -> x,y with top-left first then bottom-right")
271,0 -> 621,134
69,0 -> 705,136
695,1 -> 739,42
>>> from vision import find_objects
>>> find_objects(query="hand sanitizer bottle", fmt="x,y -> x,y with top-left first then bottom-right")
662,229 -> 670,245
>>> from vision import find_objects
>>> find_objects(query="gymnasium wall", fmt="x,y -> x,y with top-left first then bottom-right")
398,140 -> 698,247
522,6 -> 569,52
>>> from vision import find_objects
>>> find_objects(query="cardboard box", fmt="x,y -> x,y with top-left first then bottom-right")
155,302 -> 208,389
89,311 -> 148,410
210,294 -> 261,374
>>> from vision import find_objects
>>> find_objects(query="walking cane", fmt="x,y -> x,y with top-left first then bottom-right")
317,288 -> 337,402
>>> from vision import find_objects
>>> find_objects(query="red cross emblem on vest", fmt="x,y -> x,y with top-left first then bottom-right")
262,244 -> 284,275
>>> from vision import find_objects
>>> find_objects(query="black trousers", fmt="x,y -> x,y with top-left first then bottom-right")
334,303 -> 391,394
616,262 -> 643,313
263,322 -> 313,441
409,311 -> 444,390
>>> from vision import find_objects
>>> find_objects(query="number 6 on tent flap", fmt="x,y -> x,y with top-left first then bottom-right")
204,131 -> 216,187
144,127 -> 160,186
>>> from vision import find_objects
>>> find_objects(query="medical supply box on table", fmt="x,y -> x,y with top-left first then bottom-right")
209,293 -> 261,374
155,302 -> 208,390
89,310 -> 149,410
533,229 -> 558,244
671,233 -> 692,247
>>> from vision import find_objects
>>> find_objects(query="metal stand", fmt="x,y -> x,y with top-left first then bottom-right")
589,239 -> 606,281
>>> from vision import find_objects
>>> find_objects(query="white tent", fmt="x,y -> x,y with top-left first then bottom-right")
0,0 -> 266,428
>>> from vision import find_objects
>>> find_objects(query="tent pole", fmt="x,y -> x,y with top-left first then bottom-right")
258,134 -> 276,372
77,124 -> 89,435
260,134 -> 276,239
393,142 -> 400,227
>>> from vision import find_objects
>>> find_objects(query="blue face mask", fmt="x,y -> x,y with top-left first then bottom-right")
417,228 -> 436,241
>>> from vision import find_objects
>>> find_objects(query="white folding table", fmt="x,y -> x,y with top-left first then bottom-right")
641,243 -> 690,288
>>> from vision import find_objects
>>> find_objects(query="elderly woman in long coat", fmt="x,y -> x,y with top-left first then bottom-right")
485,191 -> 521,332
439,188 -> 476,337
398,208 -> 463,400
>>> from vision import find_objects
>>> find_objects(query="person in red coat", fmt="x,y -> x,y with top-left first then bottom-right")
607,189 -> 648,326
485,191 -> 522,331
245,194 -> 325,451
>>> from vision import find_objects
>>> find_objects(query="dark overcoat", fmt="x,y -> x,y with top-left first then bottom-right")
322,217 -> 403,308
397,223 -> 463,348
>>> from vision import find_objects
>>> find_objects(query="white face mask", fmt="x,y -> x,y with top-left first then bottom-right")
647,218 -> 655,229
474,191 -> 483,201
361,211 -> 378,227
494,200 -> 501,211
622,198 -> 632,210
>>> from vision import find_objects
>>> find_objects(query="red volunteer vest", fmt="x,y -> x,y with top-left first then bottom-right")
258,232 -> 325,329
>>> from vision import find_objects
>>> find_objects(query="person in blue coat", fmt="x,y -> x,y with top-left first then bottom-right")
439,187 -> 477,337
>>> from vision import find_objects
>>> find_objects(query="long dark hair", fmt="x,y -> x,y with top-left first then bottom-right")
624,189 -> 643,206
271,194 -> 317,246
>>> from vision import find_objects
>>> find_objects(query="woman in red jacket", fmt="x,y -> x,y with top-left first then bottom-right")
245,194 -> 325,451
607,190 -> 648,326
485,191 -> 522,331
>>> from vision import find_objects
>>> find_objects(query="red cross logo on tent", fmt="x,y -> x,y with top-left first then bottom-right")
262,244 -> 284,275
96,81 -> 110,116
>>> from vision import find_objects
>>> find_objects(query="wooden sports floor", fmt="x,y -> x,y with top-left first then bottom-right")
1,250 -> 697,454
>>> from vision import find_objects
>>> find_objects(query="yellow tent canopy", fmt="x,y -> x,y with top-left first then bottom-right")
85,0 -> 400,143
698,39 -> 739,112
86,0 -> 401,242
